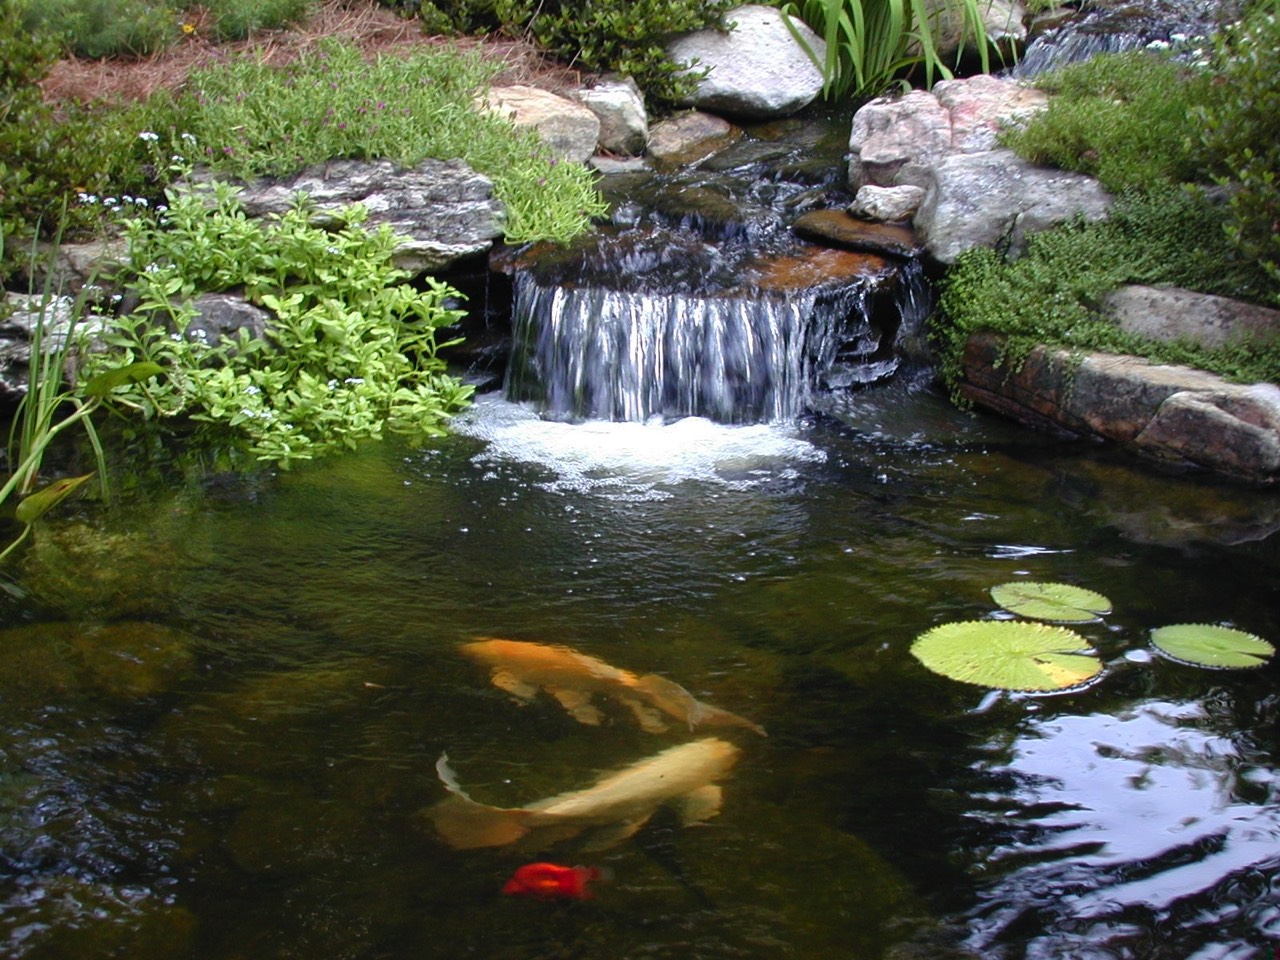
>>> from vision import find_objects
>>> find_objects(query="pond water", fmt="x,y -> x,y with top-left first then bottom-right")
2,380 -> 1278,959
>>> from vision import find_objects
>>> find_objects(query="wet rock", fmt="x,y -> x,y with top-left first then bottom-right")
849,184 -> 926,223
667,5 -> 827,119
648,111 -> 743,167
1102,284 -> 1280,350
959,331 -> 1280,483
478,84 -> 602,163
182,291 -> 271,348
574,75 -> 649,156
792,210 -> 922,259
0,292 -> 109,403
218,157 -> 505,274
0,620 -> 196,704
743,246 -> 893,291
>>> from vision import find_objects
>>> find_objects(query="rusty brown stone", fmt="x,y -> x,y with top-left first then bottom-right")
791,210 -> 921,258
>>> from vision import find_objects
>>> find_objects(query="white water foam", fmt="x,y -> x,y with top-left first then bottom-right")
453,394 -> 826,500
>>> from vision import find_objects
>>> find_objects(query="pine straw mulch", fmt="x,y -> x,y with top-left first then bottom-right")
40,0 -> 588,107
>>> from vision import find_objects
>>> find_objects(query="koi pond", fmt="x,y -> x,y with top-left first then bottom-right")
2,379 -> 1278,959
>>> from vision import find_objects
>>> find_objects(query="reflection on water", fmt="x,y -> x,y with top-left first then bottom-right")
1,387 -> 1278,959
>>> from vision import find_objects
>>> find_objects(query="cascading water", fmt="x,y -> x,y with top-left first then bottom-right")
1011,0 -> 1241,78
497,118 -> 930,426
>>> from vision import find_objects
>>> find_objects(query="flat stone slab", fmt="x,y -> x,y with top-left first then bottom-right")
960,332 -> 1280,484
791,210 -> 922,259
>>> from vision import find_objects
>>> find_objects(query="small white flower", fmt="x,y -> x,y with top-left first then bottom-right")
181,132 -> 197,143
244,385 -> 260,395
344,377 -> 365,385
138,131 -> 160,142
1146,39 -> 1170,50
77,192 -> 98,204
327,379 -> 339,389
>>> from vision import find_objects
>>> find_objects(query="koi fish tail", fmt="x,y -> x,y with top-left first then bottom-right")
426,753 -> 533,849
633,674 -> 767,737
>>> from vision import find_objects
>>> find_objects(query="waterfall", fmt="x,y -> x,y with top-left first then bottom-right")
503,261 -> 924,424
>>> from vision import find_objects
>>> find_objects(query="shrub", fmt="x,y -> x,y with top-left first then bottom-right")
933,186 -> 1280,399
142,39 -> 606,242
1000,49 -> 1213,192
1195,6 -> 1280,302
81,180 -> 475,466
203,0 -> 318,42
19,0 -> 179,59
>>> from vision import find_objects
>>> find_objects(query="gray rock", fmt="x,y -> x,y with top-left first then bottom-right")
668,4 -> 827,119
915,149 -> 1111,263
918,0 -> 1027,59
648,111 -> 742,167
959,331 -> 1280,484
1103,284 -> 1280,350
850,184 -> 926,222
226,158 -> 505,273
848,90 -> 952,189
478,84 -> 602,163
575,76 -> 649,156
183,292 -> 272,348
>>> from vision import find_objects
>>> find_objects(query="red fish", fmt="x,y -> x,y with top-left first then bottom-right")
501,862 -> 603,900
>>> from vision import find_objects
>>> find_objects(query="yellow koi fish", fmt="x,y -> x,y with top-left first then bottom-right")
426,737 -> 742,850
459,638 -> 766,736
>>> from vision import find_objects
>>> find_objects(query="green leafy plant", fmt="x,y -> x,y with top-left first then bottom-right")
0,223 -> 163,564
1001,49 -> 1214,193
1195,6 -> 1280,304
990,581 -> 1111,623
18,0 -> 180,59
80,180 -> 475,466
201,0 -> 317,42
780,0 -> 994,101
144,39 -> 605,243
912,620 -> 1102,691
933,186 -> 1280,401
1149,624 -> 1275,670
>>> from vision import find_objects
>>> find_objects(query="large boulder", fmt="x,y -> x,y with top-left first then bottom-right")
574,76 -> 649,156
224,158 -> 506,273
478,85 -> 602,163
960,332 -> 1280,484
667,5 -> 827,119
848,74 -> 1110,263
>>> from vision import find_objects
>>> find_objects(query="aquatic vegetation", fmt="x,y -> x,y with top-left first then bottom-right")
426,737 -> 741,850
460,638 -> 767,735
911,620 -> 1103,692
80,179 -> 474,466
989,580 -> 1112,623
1149,623 -> 1275,669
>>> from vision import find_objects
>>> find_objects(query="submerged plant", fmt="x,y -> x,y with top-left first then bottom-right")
911,620 -> 1102,692
1149,624 -> 1275,670
990,581 -> 1112,623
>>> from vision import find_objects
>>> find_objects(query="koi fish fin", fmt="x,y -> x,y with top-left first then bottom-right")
633,674 -> 767,737
579,815 -> 653,851
547,686 -> 605,726
427,753 -> 533,849
616,695 -> 670,734
675,784 -> 723,825
489,669 -> 539,702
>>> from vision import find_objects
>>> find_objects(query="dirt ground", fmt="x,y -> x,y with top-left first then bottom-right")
40,0 -> 586,106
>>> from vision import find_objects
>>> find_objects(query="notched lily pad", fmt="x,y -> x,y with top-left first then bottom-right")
990,581 -> 1112,623
912,620 -> 1102,692
1149,623 -> 1274,670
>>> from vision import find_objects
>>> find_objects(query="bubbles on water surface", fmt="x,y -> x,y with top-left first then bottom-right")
453,394 -> 827,501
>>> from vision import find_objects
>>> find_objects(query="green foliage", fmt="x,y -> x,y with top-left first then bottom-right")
780,0 -> 993,101
80,180 -> 475,466
911,620 -> 1102,691
1149,623 -> 1275,669
144,39 -> 605,243
201,0 -> 317,42
1196,7 -> 1280,303
19,0 -> 179,59
933,186 -> 1280,399
1002,50 -> 1214,192
989,582 -> 1112,623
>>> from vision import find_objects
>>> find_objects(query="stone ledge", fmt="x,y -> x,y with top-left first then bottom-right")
959,332 -> 1280,484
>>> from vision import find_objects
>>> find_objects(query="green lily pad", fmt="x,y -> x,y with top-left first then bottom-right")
989,581 -> 1112,623
1149,624 -> 1274,669
911,620 -> 1102,692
